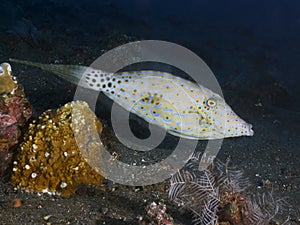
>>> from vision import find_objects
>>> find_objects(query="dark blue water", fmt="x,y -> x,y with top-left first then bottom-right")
1,0 -> 300,109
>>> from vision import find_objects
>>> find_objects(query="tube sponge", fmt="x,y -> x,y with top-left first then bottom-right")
11,101 -> 104,196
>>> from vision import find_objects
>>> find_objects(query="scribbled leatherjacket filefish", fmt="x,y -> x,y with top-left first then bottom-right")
10,58 -> 254,140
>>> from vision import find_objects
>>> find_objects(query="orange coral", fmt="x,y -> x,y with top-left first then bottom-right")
12,101 -> 104,196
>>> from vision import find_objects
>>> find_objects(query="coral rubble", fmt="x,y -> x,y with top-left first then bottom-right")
12,101 -> 104,196
0,62 -> 32,175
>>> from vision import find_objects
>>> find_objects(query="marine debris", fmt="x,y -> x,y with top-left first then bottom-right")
0,62 -> 32,175
11,101 -> 104,196
169,156 -> 286,225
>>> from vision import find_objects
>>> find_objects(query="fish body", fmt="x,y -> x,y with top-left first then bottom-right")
10,59 -> 254,140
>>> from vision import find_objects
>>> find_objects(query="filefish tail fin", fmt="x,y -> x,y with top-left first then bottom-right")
9,58 -> 88,86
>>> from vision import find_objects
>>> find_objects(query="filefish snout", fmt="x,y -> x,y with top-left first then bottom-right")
245,123 -> 254,136
222,106 -> 254,138
232,121 -> 254,137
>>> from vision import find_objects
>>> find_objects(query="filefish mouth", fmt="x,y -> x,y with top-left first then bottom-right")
246,123 -> 254,136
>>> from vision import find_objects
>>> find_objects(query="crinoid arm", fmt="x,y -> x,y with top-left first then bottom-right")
169,156 -> 289,225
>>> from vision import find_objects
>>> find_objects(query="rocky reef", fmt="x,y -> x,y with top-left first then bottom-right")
0,62 -> 32,175
11,101 -> 104,196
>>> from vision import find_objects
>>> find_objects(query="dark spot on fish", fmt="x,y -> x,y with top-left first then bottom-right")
101,78 -> 105,82
92,79 -> 96,83
117,80 -> 121,84
108,82 -> 112,88
120,88 -> 125,92
102,84 -> 106,88
112,78 -> 116,82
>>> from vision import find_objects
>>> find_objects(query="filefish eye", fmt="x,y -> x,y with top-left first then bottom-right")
0,67 -> 4,76
206,98 -> 217,107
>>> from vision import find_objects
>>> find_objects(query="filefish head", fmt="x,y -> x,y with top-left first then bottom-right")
197,89 -> 254,139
